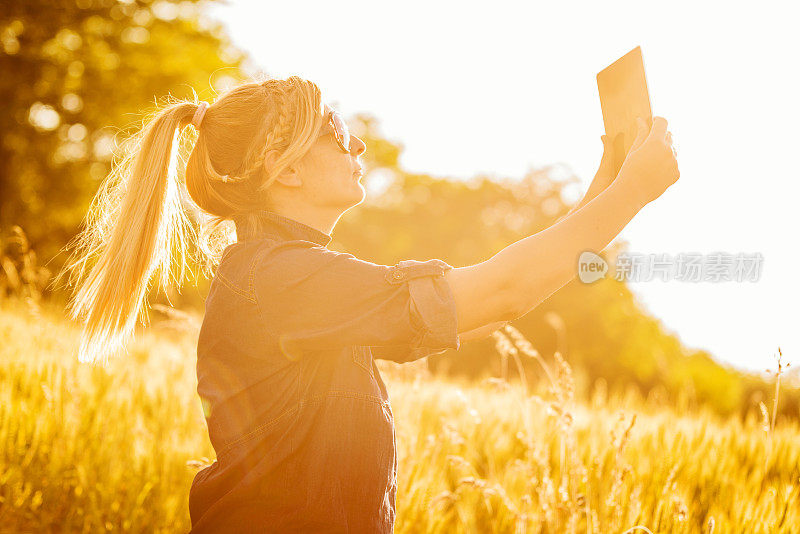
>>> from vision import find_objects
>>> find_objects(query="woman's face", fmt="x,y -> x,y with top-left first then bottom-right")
292,104 -> 367,211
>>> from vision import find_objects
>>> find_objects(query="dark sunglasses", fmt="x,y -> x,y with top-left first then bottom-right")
321,109 -> 351,154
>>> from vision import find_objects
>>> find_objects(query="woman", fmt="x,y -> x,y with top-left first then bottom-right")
57,76 -> 678,532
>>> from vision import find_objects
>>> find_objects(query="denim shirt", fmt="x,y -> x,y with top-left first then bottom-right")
188,209 -> 461,533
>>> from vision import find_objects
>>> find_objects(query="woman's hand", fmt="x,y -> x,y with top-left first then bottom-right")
616,116 -> 680,208
596,134 -> 617,182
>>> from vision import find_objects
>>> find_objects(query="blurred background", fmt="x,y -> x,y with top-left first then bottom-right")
1,0 -> 797,421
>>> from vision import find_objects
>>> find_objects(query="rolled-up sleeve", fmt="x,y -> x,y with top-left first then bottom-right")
253,240 -> 461,361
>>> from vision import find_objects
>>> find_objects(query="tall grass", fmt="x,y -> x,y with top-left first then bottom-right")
0,297 -> 797,532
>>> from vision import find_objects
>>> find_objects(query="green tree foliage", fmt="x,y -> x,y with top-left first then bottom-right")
0,0 -> 244,266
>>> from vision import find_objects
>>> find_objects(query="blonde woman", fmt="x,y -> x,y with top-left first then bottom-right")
56,76 -> 678,532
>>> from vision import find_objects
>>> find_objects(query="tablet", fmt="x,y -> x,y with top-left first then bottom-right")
596,46 -> 653,177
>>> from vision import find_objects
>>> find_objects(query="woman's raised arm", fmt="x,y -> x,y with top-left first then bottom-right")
444,180 -> 643,332
444,116 -> 680,331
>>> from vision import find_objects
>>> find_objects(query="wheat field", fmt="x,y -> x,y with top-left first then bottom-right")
1,297 -> 798,533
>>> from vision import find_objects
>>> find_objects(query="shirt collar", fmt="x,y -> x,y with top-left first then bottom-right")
233,210 -> 332,247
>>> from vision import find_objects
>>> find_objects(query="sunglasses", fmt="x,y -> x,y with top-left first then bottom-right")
321,109 -> 351,154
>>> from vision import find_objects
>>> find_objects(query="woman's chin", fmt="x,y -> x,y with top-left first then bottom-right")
352,182 -> 366,201
332,182 -> 365,210
350,182 -> 366,204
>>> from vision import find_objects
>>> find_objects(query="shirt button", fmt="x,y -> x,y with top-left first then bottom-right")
392,271 -> 404,280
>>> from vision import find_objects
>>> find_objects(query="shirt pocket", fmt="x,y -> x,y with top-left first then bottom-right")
351,345 -> 375,379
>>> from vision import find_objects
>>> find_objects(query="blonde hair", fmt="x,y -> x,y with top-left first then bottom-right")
52,76 -> 327,366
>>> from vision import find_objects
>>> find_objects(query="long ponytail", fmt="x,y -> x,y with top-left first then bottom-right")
54,101 -> 200,366
53,76 -> 329,367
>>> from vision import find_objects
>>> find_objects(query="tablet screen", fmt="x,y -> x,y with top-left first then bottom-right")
596,46 -> 654,176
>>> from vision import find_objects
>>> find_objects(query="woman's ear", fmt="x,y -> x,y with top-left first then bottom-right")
263,149 -> 302,187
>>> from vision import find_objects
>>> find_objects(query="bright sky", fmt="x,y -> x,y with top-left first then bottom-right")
207,0 -> 798,374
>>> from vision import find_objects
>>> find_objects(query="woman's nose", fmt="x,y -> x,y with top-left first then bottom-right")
349,135 -> 366,156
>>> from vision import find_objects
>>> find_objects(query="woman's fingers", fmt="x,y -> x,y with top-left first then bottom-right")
647,116 -> 668,142
666,131 -> 676,158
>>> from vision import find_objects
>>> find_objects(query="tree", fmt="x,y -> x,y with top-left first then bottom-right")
0,0 -> 245,269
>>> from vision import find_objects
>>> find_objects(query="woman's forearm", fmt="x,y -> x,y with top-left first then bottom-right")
556,172 -> 615,223
492,180 -> 643,318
